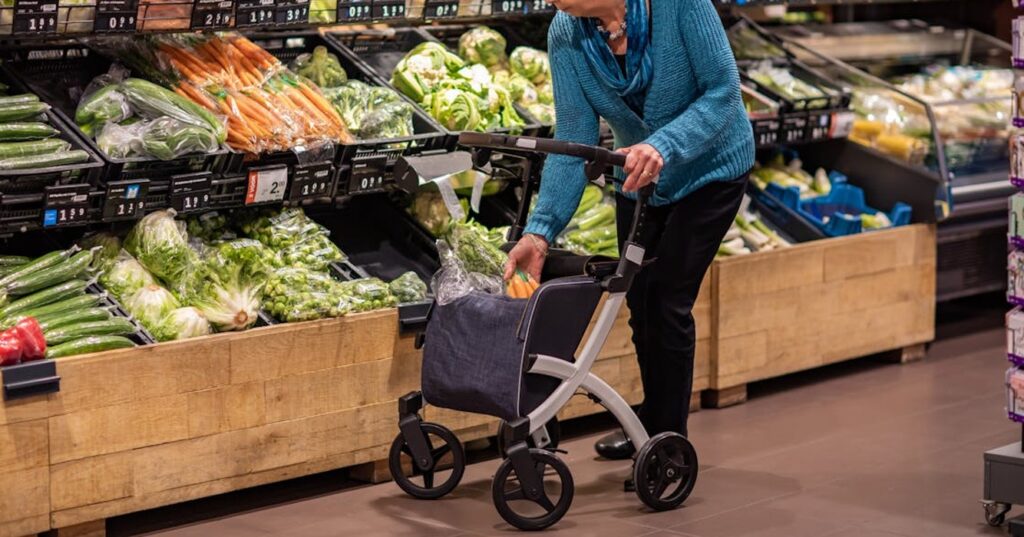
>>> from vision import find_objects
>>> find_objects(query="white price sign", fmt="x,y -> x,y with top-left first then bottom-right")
829,111 -> 856,139
246,166 -> 288,204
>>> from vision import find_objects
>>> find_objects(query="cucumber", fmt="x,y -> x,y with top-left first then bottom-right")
0,256 -> 30,266
0,279 -> 89,320
0,139 -> 71,160
0,102 -> 49,123
46,335 -> 136,359
13,294 -> 103,325
0,247 -> 79,288
0,122 -> 59,141
4,249 -> 94,297
0,266 -> 21,278
0,150 -> 90,171
0,94 -> 40,106
37,308 -> 112,332
44,318 -> 136,345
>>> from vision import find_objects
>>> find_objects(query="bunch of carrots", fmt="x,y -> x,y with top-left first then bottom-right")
506,270 -> 540,300
155,34 -> 352,154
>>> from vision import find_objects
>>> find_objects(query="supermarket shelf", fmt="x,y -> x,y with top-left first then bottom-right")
716,0 -> 954,7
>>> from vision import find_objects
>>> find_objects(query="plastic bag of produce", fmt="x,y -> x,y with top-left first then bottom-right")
96,120 -> 145,159
431,240 -> 503,306
140,117 -> 221,160
389,271 -> 428,303
360,101 -> 415,140
510,47 -> 550,85
125,283 -> 180,328
446,221 -> 508,276
337,277 -> 397,312
185,212 -> 233,243
151,306 -> 212,341
75,78 -> 131,137
125,209 -> 196,287
458,26 -> 508,68
262,267 -> 351,322
99,250 -> 157,300
120,79 -> 225,142
192,276 -> 261,332
78,232 -> 123,269
324,80 -> 372,134
291,46 -> 348,89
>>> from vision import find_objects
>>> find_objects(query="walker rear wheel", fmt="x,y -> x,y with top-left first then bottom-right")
492,448 -> 574,530
389,422 -> 465,500
496,417 -> 561,458
634,432 -> 698,511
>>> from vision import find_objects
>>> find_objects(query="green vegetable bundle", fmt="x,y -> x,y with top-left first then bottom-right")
240,208 -> 345,272
389,272 -> 429,303
0,89 -> 89,171
445,220 -> 508,277
262,267 -> 352,322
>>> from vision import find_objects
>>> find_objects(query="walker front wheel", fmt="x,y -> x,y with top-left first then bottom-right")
492,448 -> 574,530
634,432 -> 698,511
389,422 -> 465,500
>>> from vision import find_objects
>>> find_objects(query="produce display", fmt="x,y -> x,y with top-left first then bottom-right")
0,90 -> 89,170
293,46 -> 416,140
718,209 -> 790,257
558,185 -> 618,258
751,153 -> 834,199
728,24 -> 786,60
747,61 -> 835,109
391,41 -> 526,132
389,271 -> 429,303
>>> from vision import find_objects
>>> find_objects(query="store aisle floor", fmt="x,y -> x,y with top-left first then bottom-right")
143,325 -> 1016,537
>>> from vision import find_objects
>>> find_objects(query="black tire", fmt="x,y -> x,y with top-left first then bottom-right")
492,448 -> 574,531
984,502 -> 1011,527
496,417 -> 562,458
986,512 -> 1006,527
634,432 -> 698,511
389,422 -> 465,500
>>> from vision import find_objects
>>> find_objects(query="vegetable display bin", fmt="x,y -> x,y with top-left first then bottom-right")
765,182 -> 912,237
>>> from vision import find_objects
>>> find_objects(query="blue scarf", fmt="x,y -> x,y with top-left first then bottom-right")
576,0 -> 653,113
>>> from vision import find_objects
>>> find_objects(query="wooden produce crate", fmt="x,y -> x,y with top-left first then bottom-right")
706,224 -> 936,407
0,400 -> 50,537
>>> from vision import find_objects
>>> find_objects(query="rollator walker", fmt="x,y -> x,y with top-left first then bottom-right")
389,132 -> 699,531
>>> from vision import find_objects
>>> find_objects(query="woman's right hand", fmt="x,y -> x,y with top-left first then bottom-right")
504,234 -> 548,282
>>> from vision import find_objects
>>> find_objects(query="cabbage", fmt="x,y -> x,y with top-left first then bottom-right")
193,278 -> 261,332
124,209 -> 195,287
151,307 -> 212,341
125,283 -> 180,328
510,47 -> 550,85
99,250 -> 156,300
458,26 -> 508,68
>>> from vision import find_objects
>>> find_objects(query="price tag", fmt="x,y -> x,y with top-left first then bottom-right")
423,0 -> 457,19
829,111 -> 856,139
347,155 -> 388,195
246,165 -> 288,205
236,0 -> 275,26
190,0 -> 233,29
170,173 -> 212,213
93,0 -> 138,32
337,0 -> 370,20
526,0 -> 553,13
289,162 -> 335,202
103,180 -> 149,221
371,0 -> 403,19
42,184 -> 91,228
13,0 -> 58,35
275,0 -> 308,24
492,0 -> 525,15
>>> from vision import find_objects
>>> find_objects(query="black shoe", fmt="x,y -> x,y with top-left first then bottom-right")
623,478 -> 636,492
594,430 -> 635,460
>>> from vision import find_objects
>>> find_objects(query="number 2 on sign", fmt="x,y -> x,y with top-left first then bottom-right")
247,167 -> 287,204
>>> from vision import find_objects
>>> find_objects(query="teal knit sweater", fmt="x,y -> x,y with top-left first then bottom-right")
524,0 -> 756,244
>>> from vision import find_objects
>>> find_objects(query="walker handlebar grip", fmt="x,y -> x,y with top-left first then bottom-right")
458,132 -> 625,170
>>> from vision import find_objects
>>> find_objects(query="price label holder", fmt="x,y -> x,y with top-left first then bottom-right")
103,179 -> 150,221
289,161 -> 335,202
347,155 -> 389,195
3,361 -> 60,401
526,0 -> 552,13
423,0 -> 457,19
42,184 -> 91,228
372,0 -> 403,20
94,0 -> 138,32
829,111 -> 856,139
275,0 -> 308,25
337,0 -> 370,21
491,0 -> 525,15
246,164 -> 288,205
236,0 -> 275,27
170,172 -> 212,213
13,0 -> 58,35
190,0 -> 233,29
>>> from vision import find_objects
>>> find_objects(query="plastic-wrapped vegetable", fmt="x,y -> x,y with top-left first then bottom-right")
389,272 -> 428,303
409,191 -> 468,236
446,221 -> 507,276
262,267 -> 351,322
186,211 -> 232,243
291,46 -> 348,89
360,101 -> 415,140
151,307 -> 212,341
140,117 -> 221,160
535,82 -> 553,105
78,232 -> 122,269
458,26 -> 508,68
510,47 -> 550,85
99,250 -> 156,300
338,277 -> 397,312
324,80 -> 371,134
242,208 -> 345,272
193,276 -> 261,331
125,209 -> 196,286
75,84 -> 131,137
125,283 -> 180,328
391,42 -> 466,103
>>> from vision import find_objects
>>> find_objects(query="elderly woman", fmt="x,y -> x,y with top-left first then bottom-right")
504,0 -> 755,468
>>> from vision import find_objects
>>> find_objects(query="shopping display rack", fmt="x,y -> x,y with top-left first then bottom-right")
388,133 -> 698,531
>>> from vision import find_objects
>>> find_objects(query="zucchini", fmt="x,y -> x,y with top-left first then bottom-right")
0,247 -> 79,288
13,294 -> 103,324
3,249 -> 94,297
0,256 -> 30,266
44,318 -> 136,345
46,335 -> 136,359
0,102 -> 49,122
0,279 -> 89,320
0,150 -> 90,171
0,139 -> 71,159
0,94 -> 40,106
37,307 -> 112,332
0,122 -> 59,141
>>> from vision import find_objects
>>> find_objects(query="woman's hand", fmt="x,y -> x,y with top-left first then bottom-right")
504,234 -> 548,282
618,143 -> 664,192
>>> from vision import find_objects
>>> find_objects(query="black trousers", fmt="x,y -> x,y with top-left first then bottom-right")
615,173 -> 748,438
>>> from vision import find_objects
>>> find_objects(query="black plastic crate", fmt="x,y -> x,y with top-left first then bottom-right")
325,27 -> 544,146
1,44 -> 231,184
0,188 -> 105,236
745,182 -> 826,244
88,283 -> 157,345
740,59 -> 852,144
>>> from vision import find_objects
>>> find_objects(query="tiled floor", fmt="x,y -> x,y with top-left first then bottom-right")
139,318 -> 1019,536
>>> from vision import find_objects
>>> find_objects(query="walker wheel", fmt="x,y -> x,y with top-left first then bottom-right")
496,417 -> 561,458
983,501 -> 1011,527
492,448 -> 574,530
389,422 -> 465,500
634,432 -> 698,511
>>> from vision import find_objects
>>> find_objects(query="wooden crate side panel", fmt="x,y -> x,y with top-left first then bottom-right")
822,225 -> 930,282
187,383 -> 267,439
0,396 -> 48,426
0,467 -> 49,537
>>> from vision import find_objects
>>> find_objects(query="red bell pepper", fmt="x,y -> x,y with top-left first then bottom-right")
13,318 -> 46,362
0,330 -> 23,366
